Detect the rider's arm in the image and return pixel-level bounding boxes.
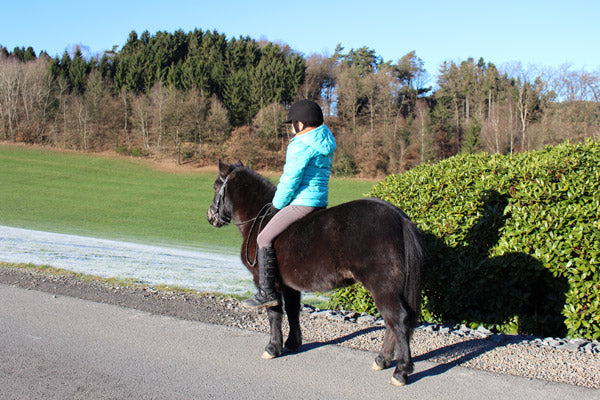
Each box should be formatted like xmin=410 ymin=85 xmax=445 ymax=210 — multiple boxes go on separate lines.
xmin=272 ymin=140 xmax=311 ymax=209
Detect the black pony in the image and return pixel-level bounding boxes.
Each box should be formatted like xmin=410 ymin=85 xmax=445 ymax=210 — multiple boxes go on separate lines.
xmin=207 ymin=160 xmax=423 ymax=386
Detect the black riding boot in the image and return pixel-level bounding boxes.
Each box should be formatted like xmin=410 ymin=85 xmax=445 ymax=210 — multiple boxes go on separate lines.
xmin=242 ymin=246 xmax=280 ymax=308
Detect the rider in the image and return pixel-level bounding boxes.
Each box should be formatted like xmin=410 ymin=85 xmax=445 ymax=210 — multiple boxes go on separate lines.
xmin=242 ymin=100 xmax=337 ymax=308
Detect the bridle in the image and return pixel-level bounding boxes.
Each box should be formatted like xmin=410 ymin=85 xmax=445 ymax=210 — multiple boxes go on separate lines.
xmin=210 ymin=174 xmax=233 ymax=226
xmin=210 ymin=172 xmax=275 ymax=267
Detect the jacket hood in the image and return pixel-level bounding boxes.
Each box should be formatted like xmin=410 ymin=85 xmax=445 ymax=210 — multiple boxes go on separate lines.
xmin=294 ymin=124 xmax=336 ymax=155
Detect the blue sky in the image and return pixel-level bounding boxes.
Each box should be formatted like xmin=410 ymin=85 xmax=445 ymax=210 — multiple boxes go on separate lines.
xmin=2 ymin=0 xmax=598 ymax=79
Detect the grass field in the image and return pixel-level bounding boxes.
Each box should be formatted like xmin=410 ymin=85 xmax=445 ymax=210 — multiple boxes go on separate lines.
xmin=0 ymin=144 xmax=376 ymax=252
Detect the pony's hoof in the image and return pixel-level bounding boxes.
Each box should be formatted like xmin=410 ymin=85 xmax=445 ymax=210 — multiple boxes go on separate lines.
xmin=391 ymin=376 xmax=406 ymax=387
xmin=262 ymin=351 xmax=276 ymax=360
xmin=372 ymin=361 xmax=384 ymax=371
xmin=372 ymin=355 xmax=389 ymax=370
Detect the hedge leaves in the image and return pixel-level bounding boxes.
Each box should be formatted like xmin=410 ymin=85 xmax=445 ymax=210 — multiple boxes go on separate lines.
xmin=329 ymin=140 xmax=600 ymax=339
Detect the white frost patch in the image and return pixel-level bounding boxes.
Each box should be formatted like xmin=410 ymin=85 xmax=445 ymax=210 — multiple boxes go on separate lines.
xmin=0 ymin=225 xmax=254 ymax=295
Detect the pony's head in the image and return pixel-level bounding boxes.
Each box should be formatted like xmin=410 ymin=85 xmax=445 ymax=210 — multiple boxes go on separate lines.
xmin=207 ymin=160 xmax=277 ymax=228
xmin=207 ymin=160 xmax=243 ymax=227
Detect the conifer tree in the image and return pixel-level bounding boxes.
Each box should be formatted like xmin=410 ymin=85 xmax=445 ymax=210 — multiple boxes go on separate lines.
xmin=69 ymin=48 xmax=89 ymax=94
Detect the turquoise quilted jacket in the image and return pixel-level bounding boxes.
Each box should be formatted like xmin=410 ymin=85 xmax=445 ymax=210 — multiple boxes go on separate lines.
xmin=272 ymin=125 xmax=336 ymax=209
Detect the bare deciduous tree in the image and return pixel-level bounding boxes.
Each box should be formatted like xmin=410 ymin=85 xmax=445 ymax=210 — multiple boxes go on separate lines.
xmin=252 ymin=102 xmax=286 ymax=152
xmin=132 ymin=93 xmax=151 ymax=152
xmin=0 ymin=57 xmax=21 ymax=141
xmin=149 ymin=82 xmax=167 ymax=152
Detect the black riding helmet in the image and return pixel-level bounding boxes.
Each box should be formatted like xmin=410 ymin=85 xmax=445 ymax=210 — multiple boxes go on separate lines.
xmin=283 ymin=100 xmax=324 ymax=127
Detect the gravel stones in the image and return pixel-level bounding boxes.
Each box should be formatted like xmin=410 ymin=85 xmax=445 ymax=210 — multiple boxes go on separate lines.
xmin=306 ymin=308 xmax=600 ymax=355
xmin=528 ymin=337 xmax=600 ymax=354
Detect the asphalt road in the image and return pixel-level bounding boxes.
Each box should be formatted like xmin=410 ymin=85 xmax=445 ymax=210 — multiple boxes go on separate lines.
xmin=0 ymin=284 xmax=597 ymax=399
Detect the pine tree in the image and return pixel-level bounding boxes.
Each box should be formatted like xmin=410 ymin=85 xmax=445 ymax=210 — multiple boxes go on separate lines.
xmin=223 ymin=69 xmax=250 ymax=126
xmin=69 ymin=48 xmax=89 ymax=94
xmin=461 ymin=118 xmax=481 ymax=153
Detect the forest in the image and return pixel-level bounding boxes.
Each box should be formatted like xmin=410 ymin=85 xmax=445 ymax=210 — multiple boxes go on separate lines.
xmin=1 ymin=29 xmax=599 ymax=176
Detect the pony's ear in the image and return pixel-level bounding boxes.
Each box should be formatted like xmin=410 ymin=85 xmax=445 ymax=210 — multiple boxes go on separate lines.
xmin=234 ymin=160 xmax=244 ymax=168
xmin=217 ymin=159 xmax=231 ymax=176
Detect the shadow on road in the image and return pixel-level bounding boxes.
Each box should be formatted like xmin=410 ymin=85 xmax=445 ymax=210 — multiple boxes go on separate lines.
xmin=410 ymin=337 xmax=507 ymax=383
xmin=291 ymin=326 xmax=383 ymax=354
xmin=290 ymin=324 xmax=509 ymax=383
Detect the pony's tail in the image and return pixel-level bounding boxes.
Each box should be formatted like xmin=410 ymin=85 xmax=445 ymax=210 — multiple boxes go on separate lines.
xmin=402 ymin=216 xmax=423 ymax=328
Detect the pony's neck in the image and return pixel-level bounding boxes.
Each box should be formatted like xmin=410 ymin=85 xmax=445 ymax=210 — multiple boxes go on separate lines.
xmin=230 ymin=168 xmax=275 ymax=233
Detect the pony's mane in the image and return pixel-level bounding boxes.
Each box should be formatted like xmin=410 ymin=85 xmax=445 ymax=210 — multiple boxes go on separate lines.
xmin=234 ymin=165 xmax=276 ymax=194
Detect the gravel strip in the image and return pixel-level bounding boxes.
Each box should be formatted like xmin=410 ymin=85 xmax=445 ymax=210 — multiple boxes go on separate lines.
xmin=1 ymin=266 xmax=598 ymax=389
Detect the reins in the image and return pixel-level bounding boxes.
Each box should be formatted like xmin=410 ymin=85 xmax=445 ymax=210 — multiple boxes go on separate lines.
xmin=243 ymin=202 xmax=274 ymax=268
xmin=231 ymin=203 xmax=272 ymax=227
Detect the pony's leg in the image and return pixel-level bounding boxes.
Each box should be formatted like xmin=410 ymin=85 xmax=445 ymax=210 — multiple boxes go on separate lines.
xmin=372 ymin=328 xmax=396 ymax=370
xmin=388 ymin=299 xmax=414 ymax=386
xmin=282 ymin=289 xmax=302 ymax=352
xmin=263 ymin=303 xmax=284 ymax=359
xmin=371 ymin=292 xmax=414 ymax=386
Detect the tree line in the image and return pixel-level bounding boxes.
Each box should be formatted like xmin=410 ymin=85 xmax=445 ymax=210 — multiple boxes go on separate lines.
xmin=1 ymin=29 xmax=599 ymax=176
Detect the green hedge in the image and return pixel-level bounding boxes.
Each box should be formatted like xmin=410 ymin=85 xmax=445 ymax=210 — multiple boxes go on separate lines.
xmin=329 ymin=140 xmax=600 ymax=339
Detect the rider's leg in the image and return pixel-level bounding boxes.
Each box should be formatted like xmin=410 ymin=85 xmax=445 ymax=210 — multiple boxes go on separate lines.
xmin=242 ymin=246 xmax=280 ymax=308
xmin=241 ymin=205 xmax=316 ymax=309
